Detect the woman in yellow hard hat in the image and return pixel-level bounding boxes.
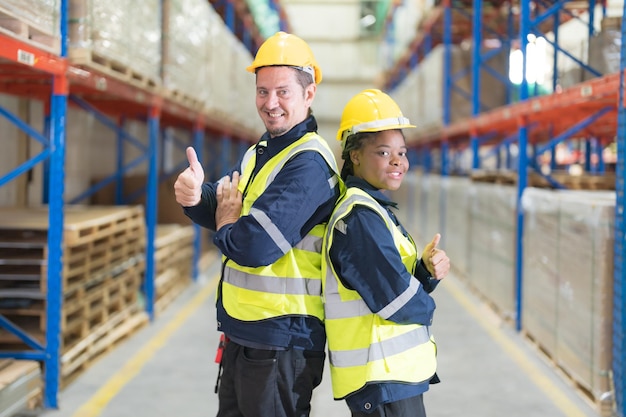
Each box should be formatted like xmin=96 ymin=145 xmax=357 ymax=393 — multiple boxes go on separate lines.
xmin=174 ymin=31 xmax=343 ymax=417
xmin=322 ymin=89 xmax=450 ymax=417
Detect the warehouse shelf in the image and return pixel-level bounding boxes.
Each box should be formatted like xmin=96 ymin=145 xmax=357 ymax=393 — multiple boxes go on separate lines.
xmin=384 ymin=1 xmax=624 ymax=416
xmin=210 ymin=0 xmax=290 ymax=52
xmin=0 ymin=0 xmax=274 ymax=410
xmin=0 ymin=12 xmax=69 ymax=410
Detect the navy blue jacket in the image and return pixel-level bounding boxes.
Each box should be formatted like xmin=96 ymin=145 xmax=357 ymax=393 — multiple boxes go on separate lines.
xmin=184 ymin=116 xmax=341 ymax=351
xmin=328 ymin=176 xmax=439 ymax=413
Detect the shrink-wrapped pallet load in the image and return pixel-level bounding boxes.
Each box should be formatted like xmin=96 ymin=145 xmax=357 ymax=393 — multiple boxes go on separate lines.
xmin=69 ymin=0 xmax=161 ymax=88
xmin=468 ymin=182 xmax=516 ymax=318
xmin=554 ymin=191 xmax=614 ymax=412
xmin=444 ymin=176 xmax=471 ymax=276
xmin=521 ymin=187 xmax=560 ymax=356
xmin=0 ymin=0 xmax=60 ymax=52
xmin=162 ymin=0 xmax=213 ymax=109
xmin=522 ymin=188 xmax=615 ymax=413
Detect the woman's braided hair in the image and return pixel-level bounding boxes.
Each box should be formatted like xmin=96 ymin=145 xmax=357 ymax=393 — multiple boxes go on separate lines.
xmin=340 ymin=132 xmax=376 ymax=180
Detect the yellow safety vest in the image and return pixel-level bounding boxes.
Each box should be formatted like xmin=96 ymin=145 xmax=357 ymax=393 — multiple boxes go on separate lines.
xmin=221 ymin=132 xmax=342 ymax=322
xmin=322 ymin=187 xmax=437 ymax=399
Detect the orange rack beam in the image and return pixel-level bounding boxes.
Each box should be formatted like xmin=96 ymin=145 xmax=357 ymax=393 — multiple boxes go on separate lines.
xmin=412 ymin=72 xmax=621 ymax=148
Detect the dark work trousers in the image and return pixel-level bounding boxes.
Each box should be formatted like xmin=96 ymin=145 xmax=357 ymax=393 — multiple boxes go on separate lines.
xmin=351 ymin=394 xmax=426 ymax=417
xmin=216 ymin=340 xmax=325 ymax=417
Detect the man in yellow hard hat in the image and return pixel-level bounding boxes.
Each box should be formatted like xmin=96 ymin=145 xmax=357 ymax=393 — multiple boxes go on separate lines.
xmin=174 ymin=32 xmax=343 ymax=417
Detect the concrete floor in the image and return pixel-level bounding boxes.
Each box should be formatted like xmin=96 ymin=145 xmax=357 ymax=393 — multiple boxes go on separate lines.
xmin=24 ymin=260 xmax=605 ymax=417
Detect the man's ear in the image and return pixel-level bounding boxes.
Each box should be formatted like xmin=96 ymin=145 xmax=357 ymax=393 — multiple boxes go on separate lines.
xmin=304 ymin=83 xmax=317 ymax=107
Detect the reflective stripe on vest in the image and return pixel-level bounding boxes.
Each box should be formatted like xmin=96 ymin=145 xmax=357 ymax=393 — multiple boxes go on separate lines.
xmin=221 ymin=132 xmax=342 ymax=322
xmin=322 ymin=188 xmax=436 ymax=399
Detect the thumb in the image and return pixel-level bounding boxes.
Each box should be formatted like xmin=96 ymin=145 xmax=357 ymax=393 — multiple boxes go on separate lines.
xmin=429 ymin=233 xmax=441 ymax=250
xmin=186 ymin=147 xmax=203 ymax=177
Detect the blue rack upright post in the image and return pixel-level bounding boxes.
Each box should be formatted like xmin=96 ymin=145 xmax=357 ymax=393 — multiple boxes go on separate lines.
xmin=613 ymin=3 xmax=626 ymax=416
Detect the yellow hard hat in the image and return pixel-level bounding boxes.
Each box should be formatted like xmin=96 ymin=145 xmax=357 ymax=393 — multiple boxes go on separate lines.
xmin=337 ymin=89 xmax=415 ymax=142
xmin=246 ymin=31 xmax=322 ymax=84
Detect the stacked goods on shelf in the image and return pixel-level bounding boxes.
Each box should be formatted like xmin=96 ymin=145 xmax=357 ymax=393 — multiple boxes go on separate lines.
xmin=522 ymin=188 xmax=615 ymax=415
xmin=0 ymin=205 xmax=148 ymax=385
xmin=230 ymin=37 xmax=263 ymax=133
xmin=585 ymin=16 xmax=621 ymax=81
xmin=521 ymin=187 xmax=560 ymax=356
xmin=0 ymin=359 xmax=41 ymax=417
xmin=387 ymin=172 xmax=617 ymax=414
xmin=557 ymin=192 xmax=614 ymax=414
xmin=467 ymin=182 xmax=516 ymax=319
xmin=68 ymin=0 xmax=161 ymax=89
xmin=162 ymin=0 xmax=214 ymax=110
xmin=154 ymin=224 xmax=194 ymax=314
xmin=442 ymin=175 xmax=471 ymax=276
xmin=391 ymin=172 xmax=472 ymax=278
xmin=557 ymin=15 xmax=620 ymax=88
xmin=161 ymin=0 xmax=260 ymax=133
xmin=390 ymin=43 xmax=509 ymax=138
xmin=0 ymin=0 xmax=60 ymax=53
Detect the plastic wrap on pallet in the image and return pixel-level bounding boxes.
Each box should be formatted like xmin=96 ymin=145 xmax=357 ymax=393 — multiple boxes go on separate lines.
xmin=162 ymin=0 xmax=213 ymax=107
xmin=522 ymin=188 xmax=615 ymax=411
xmin=468 ymin=181 xmax=516 ymax=318
xmin=443 ymin=176 xmax=471 ymax=276
xmin=69 ymin=0 xmax=161 ymax=82
xmin=555 ymin=190 xmax=614 ymax=408
xmin=0 ymin=0 xmax=59 ymax=34
xmin=586 ymin=26 xmax=621 ymax=79
xmin=233 ymin=39 xmax=262 ymax=133
xmin=521 ymin=187 xmax=561 ymax=357
xmin=0 ymin=0 xmax=60 ymax=52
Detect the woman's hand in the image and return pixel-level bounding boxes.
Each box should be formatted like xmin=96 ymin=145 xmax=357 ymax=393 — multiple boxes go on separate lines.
xmin=422 ymin=233 xmax=450 ymax=280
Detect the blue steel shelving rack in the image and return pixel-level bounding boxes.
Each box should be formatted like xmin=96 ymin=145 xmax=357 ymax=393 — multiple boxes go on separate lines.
xmin=615 ymin=7 xmax=626 ymax=415
xmin=384 ymin=1 xmax=625 ymax=416
xmin=0 ymin=0 xmax=281 ymax=409
xmin=0 ymin=0 xmax=70 ymax=409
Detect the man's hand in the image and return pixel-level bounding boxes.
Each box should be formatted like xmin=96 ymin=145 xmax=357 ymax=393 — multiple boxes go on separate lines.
xmin=174 ymin=147 xmax=205 ymax=207
xmin=216 ymin=172 xmax=243 ymax=230
xmin=422 ymin=233 xmax=450 ymax=280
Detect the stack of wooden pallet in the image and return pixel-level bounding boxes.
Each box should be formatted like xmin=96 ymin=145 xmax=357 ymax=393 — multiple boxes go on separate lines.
xmin=0 ymin=205 xmax=148 ymax=385
xmin=0 ymin=359 xmax=41 ymax=417
xmin=154 ymin=224 xmax=195 ymax=314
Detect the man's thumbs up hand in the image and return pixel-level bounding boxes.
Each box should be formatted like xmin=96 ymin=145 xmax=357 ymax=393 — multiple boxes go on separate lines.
xmin=174 ymin=147 xmax=205 ymax=207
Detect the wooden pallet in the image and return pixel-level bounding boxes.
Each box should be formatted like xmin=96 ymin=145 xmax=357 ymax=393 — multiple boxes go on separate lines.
xmin=154 ymin=225 xmax=194 ymax=314
xmin=522 ymin=328 xmax=615 ymax=416
xmin=162 ymin=87 xmax=206 ymax=111
xmin=60 ymin=304 xmax=148 ymax=387
xmin=69 ymin=48 xmax=161 ymax=92
xmin=0 ymin=5 xmax=60 ymax=53
xmin=470 ymin=169 xmax=616 ymax=190
xmin=0 ymin=359 xmax=42 ymax=416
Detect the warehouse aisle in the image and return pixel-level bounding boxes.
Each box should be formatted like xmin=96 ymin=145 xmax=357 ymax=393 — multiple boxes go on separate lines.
xmin=27 ymin=258 xmax=604 ymax=417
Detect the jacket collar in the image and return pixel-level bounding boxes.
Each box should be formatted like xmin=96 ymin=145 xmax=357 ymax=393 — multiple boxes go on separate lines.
xmin=345 ymin=176 xmax=399 ymax=210
xmin=258 ymin=116 xmax=318 ymax=157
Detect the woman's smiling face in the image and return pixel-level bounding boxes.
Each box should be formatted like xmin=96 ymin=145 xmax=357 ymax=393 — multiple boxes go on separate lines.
xmin=351 ymin=129 xmax=408 ymax=191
